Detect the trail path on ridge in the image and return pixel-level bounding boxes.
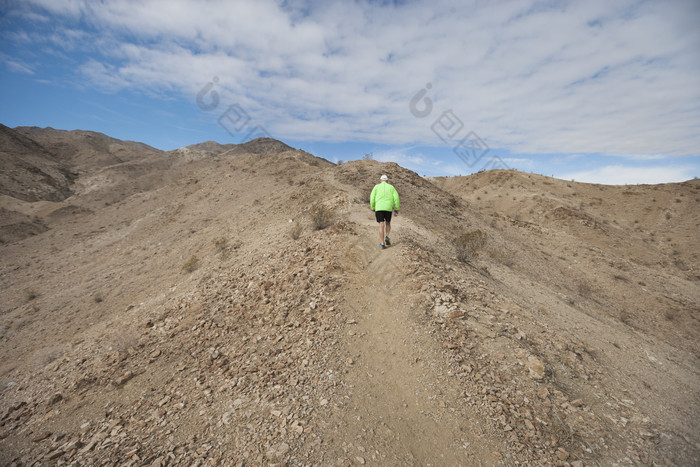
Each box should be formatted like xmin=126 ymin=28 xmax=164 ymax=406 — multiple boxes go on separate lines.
xmin=315 ymin=211 xmax=505 ymax=465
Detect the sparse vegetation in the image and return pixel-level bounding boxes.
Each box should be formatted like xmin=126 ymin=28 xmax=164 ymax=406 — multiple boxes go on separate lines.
xmin=619 ymin=310 xmax=631 ymax=325
xmin=25 ymin=288 xmax=38 ymax=302
xmin=308 ymin=203 xmax=334 ymax=230
xmin=577 ymin=280 xmax=593 ymax=298
xmin=182 ymin=255 xmax=199 ymax=273
xmin=488 ymin=248 xmax=514 ymax=267
xmin=33 ymin=345 xmax=64 ymax=368
xmin=106 ymin=327 xmax=140 ymax=354
xmin=455 ymin=229 xmax=487 ymax=263
xmin=289 ymin=221 xmax=304 ymax=240
xmin=213 ymin=236 xmax=229 ymax=258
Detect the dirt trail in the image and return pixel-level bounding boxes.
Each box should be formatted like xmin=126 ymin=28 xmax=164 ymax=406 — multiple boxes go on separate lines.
xmin=322 ymin=212 xmax=503 ymax=465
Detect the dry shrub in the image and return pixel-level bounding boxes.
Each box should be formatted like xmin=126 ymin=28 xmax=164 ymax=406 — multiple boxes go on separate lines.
xmin=488 ymin=248 xmax=514 ymax=267
xmin=25 ymin=289 xmax=38 ymax=302
xmin=619 ymin=310 xmax=631 ymax=324
xmin=107 ymin=327 xmax=140 ymax=354
xmin=31 ymin=345 xmax=64 ymax=369
xmin=577 ymin=281 xmax=593 ymax=297
xmin=183 ymin=255 xmax=199 ymax=273
xmin=213 ymin=236 xmax=228 ymax=252
xmin=289 ymin=221 xmax=304 ymax=240
xmin=308 ymin=203 xmax=334 ymax=230
xmin=213 ymin=236 xmax=235 ymax=259
xmin=455 ymin=229 xmax=487 ymax=263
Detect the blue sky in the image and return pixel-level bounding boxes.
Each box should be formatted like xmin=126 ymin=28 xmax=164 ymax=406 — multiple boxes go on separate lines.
xmin=1 ymin=0 xmax=699 ymax=184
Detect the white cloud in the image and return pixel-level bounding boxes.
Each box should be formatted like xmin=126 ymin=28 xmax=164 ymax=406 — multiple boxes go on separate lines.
xmin=372 ymin=147 xmax=471 ymax=177
xmin=551 ymin=154 xmax=585 ymax=164
xmin=2 ymin=56 xmax=35 ymax=75
xmin=559 ymin=164 xmax=696 ymax=185
xmin=9 ymin=0 xmax=700 ymax=159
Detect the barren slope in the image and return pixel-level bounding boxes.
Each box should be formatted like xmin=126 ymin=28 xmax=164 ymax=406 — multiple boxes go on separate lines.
xmin=1 ymin=136 xmax=698 ymax=465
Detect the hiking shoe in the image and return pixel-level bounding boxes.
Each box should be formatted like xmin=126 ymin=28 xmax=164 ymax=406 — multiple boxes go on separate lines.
xmin=379 ymin=243 xmax=386 ymax=249
xmin=385 ymin=236 xmax=391 ymax=246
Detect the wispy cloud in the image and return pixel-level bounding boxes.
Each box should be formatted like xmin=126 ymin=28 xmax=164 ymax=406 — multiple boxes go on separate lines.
xmin=372 ymin=146 xmax=473 ymax=177
xmin=3 ymin=58 xmax=35 ymax=75
xmin=3 ymin=0 xmax=700 ymax=164
xmin=560 ymin=164 xmax=696 ymax=185
xmin=551 ymin=154 xmax=585 ymax=164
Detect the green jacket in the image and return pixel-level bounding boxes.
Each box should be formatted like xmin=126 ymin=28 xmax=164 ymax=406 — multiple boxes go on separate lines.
xmin=370 ymin=182 xmax=400 ymax=212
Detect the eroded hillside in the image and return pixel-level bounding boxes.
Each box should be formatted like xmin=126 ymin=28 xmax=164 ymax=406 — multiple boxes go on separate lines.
xmin=1 ymin=128 xmax=698 ymax=465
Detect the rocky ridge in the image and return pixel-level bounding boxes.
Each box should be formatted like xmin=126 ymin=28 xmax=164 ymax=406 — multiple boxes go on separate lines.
xmin=0 ymin=127 xmax=698 ymax=465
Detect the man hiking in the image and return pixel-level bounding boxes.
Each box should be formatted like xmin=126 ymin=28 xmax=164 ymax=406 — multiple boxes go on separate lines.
xmin=370 ymin=174 xmax=400 ymax=249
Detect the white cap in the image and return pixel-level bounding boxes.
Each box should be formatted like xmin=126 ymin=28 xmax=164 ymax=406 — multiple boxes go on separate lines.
xmin=380 ymin=174 xmax=388 ymax=181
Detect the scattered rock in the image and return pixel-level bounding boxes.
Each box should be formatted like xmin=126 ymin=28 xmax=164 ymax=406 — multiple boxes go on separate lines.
xmin=527 ymin=356 xmax=545 ymax=380
xmin=556 ymin=447 xmax=569 ymax=460
xmin=266 ymin=442 xmax=290 ymax=460
xmin=32 ymin=431 xmax=52 ymax=442
xmin=114 ymin=371 xmax=134 ymax=386
xmin=47 ymin=392 xmax=63 ymax=406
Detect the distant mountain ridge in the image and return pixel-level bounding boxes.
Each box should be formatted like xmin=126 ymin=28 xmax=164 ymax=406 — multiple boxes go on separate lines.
xmin=0 ymin=125 xmax=302 ymax=204
xmin=0 ymin=124 xmax=75 ymax=202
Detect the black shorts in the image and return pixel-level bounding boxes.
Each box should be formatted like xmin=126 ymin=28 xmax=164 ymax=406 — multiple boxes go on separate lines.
xmin=375 ymin=210 xmax=392 ymax=223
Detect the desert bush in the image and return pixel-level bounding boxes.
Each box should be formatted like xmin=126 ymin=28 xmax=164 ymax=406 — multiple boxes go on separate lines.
xmin=182 ymin=255 xmax=199 ymax=273
xmin=619 ymin=310 xmax=631 ymax=324
xmin=455 ymin=229 xmax=487 ymax=263
xmin=25 ymin=289 xmax=38 ymax=302
xmin=289 ymin=221 xmax=304 ymax=240
xmin=106 ymin=327 xmax=140 ymax=354
xmin=488 ymin=248 xmax=514 ymax=267
xmin=577 ymin=281 xmax=593 ymax=297
xmin=308 ymin=203 xmax=334 ymax=230
xmin=32 ymin=345 xmax=64 ymax=369
xmin=213 ymin=236 xmax=228 ymax=252
xmin=213 ymin=236 xmax=234 ymax=259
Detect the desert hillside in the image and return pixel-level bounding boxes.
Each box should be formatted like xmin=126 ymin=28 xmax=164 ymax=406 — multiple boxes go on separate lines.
xmin=0 ymin=126 xmax=698 ymax=465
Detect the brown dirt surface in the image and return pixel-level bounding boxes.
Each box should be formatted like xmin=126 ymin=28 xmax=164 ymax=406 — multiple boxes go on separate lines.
xmin=0 ymin=126 xmax=698 ymax=465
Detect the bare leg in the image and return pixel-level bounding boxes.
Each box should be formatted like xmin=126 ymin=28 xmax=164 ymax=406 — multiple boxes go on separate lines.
xmin=379 ymin=221 xmax=385 ymax=244
xmin=386 ymin=221 xmax=391 ymax=237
